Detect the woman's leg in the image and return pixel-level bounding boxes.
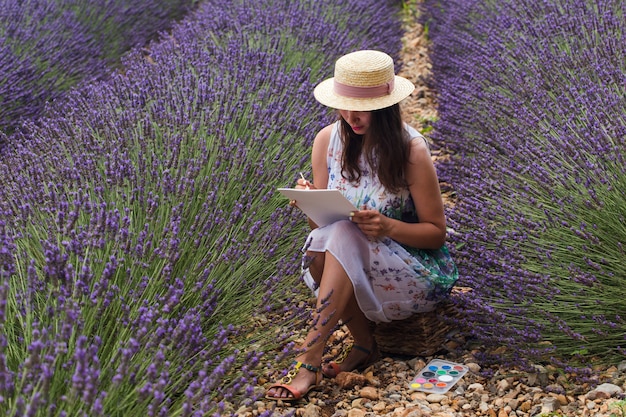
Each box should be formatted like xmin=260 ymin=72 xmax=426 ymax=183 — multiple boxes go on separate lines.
xmin=307 ymin=252 xmax=377 ymax=375
xmin=267 ymin=250 xmax=371 ymax=399
xmin=308 ymin=250 xmax=378 ymax=375
xmin=308 ymin=250 xmax=374 ymax=347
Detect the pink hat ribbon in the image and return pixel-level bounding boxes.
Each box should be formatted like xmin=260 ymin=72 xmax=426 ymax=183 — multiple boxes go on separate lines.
xmin=333 ymin=79 xmax=395 ymax=98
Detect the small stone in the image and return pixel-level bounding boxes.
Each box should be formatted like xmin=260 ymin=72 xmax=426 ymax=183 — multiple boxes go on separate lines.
xmin=452 ymin=397 xmax=466 ymax=409
xmin=336 ymin=401 xmax=349 ymax=409
xmin=388 ymin=383 xmax=403 ymax=392
xmin=600 ymin=403 xmax=610 ymax=414
xmin=410 ymin=391 xmax=428 ymax=401
xmin=497 ymin=409 xmax=508 ymax=417
xmin=364 ymin=371 xmax=379 ymax=386
xmin=503 ymin=386 xmax=521 ymax=399
xmin=496 ymin=378 xmax=511 ymax=392
xmin=401 ymin=407 xmax=424 ymax=417
xmin=372 ymin=401 xmax=386 ymax=412
xmin=347 ymin=409 xmax=366 ymax=417
xmin=587 ymin=383 xmax=623 ymax=400
xmin=467 ymin=383 xmax=485 ymax=392
xmin=507 ymin=398 xmax=519 ymax=410
xmin=351 ymin=398 xmax=365 ymax=409
xmin=336 ymin=372 xmax=367 ymax=389
xmin=555 ymin=394 xmax=568 ymax=406
xmin=301 ymin=403 xmax=323 ymax=417
xmin=519 ymin=400 xmax=532 ymax=412
xmin=236 ymin=405 xmax=251 ymax=416
xmin=425 ymin=393 xmax=447 ymax=403
xmin=359 ymin=386 xmax=378 ymax=400
xmin=540 ymin=397 xmax=560 ymax=414
xmin=453 ymin=386 xmax=465 ymax=395
xmin=466 ymin=362 xmax=481 ymax=373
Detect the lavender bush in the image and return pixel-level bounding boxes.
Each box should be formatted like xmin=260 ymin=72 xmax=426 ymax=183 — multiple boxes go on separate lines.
xmin=0 ymin=0 xmax=404 ymax=414
xmin=0 ymin=0 xmax=194 ymax=135
xmin=422 ymin=0 xmax=626 ymax=368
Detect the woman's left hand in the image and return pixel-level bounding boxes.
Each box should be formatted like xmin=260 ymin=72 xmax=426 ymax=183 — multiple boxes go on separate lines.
xmin=350 ymin=209 xmax=390 ymax=238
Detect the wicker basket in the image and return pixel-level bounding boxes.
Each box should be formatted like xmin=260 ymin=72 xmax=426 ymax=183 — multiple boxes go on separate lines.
xmin=373 ymin=286 xmax=471 ymax=356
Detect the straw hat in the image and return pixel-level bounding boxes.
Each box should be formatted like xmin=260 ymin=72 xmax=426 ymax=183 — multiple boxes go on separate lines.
xmin=313 ymin=50 xmax=415 ymax=111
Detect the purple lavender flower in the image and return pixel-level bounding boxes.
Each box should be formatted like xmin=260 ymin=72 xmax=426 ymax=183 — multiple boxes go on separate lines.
xmin=0 ymin=0 xmax=407 ymax=414
xmin=421 ymin=0 xmax=626 ymax=370
xmin=0 ymin=0 xmax=194 ymax=135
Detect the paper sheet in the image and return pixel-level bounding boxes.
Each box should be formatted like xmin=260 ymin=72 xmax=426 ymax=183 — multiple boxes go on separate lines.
xmin=277 ymin=188 xmax=357 ymax=227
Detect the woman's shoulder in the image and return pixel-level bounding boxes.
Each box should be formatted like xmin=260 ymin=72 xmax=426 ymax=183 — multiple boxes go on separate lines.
xmin=312 ymin=122 xmax=336 ymax=157
xmin=403 ymin=123 xmax=426 ymax=142
xmin=319 ymin=122 xmax=336 ymax=137
xmin=314 ymin=122 xmax=337 ymax=146
xmin=404 ymin=123 xmax=431 ymax=156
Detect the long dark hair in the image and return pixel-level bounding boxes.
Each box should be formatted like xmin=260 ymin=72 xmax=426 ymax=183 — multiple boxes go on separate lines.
xmin=338 ymin=104 xmax=410 ymax=193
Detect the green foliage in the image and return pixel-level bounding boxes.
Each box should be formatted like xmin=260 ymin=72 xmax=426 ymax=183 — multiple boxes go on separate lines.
xmin=423 ymin=0 xmax=626 ymax=366
xmin=0 ymin=0 xmax=406 ymax=413
xmin=610 ymin=400 xmax=626 ymax=417
xmin=401 ymin=0 xmax=420 ymax=20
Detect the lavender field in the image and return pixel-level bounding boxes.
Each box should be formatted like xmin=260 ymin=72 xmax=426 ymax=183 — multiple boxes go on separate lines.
xmin=2 ymin=0 xmax=624 ymax=414
xmin=0 ymin=0 xmax=404 ymax=415
xmin=0 ymin=0 xmax=194 ymax=135
xmin=423 ymin=0 xmax=626 ymax=370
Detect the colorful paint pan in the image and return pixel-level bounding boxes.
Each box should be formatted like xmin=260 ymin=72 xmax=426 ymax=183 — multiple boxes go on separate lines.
xmin=408 ymin=359 xmax=469 ymax=394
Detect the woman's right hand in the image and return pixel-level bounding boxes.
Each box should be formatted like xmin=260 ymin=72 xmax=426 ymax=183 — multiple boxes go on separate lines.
xmin=295 ymin=178 xmax=313 ymax=190
xmin=289 ymin=178 xmax=314 ymax=207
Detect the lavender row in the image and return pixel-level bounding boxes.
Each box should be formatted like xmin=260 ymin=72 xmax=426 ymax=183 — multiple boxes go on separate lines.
xmin=0 ymin=0 xmax=194 ymax=136
xmin=422 ymin=0 xmax=626 ymax=369
xmin=0 ymin=0 xmax=403 ymax=414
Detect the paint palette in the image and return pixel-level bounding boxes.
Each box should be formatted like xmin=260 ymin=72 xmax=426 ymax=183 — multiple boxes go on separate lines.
xmin=409 ymin=359 xmax=469 ymax=394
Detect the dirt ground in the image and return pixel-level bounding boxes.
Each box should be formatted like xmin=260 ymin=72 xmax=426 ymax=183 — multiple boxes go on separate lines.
xmin=397 ymin=7 xmax=438 ymax=136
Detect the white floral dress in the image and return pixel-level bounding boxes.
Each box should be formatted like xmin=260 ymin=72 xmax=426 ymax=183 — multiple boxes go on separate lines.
xmin=302 ymin=122 xmax=458 ymax=323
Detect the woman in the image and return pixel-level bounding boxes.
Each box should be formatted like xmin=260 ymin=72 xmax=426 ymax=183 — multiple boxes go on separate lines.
xmin=266 ymin=50 xmax=458 ymax=402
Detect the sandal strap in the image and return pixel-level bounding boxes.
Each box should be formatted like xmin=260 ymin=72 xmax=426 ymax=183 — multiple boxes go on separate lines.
xmin=293 ymin=360 xmax=320 ymax=373
xmin=280 ymin=360 xmax=320 ymax=384
xmin=352 ymin=344 xmax=372 ymax=355
xmin=335 ymin=343 xmax=370 ymax=364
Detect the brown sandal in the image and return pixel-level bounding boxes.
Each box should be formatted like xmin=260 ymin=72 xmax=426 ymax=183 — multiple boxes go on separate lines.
xmin=322 ymin=341 xmax=381 ymax=378
xmin=265 ymin=361 xmax=322 ymax=403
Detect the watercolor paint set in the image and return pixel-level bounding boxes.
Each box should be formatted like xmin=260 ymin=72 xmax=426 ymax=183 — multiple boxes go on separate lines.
xmin=409 ymin=359 xmax=469 ymax=394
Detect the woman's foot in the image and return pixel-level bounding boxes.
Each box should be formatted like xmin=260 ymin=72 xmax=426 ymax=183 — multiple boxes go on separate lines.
xmin=265 ymin=361 xmax=322 ymax=402
xmin=322 ymin=341 xmax=381 ymax=378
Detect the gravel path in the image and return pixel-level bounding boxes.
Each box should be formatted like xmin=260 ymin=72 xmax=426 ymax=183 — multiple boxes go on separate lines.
xmin=246 ymin=333 xmax=625 ymax=417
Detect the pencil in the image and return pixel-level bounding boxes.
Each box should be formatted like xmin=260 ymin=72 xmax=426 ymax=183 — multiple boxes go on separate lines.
xmin=299 ymin=172 xmax=310 ymax=190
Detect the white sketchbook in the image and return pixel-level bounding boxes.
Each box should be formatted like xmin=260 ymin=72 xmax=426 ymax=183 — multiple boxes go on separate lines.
xmin=277 ymin=188 xmax=358 ymax=227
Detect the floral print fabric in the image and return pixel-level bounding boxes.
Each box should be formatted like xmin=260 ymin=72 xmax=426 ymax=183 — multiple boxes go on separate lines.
xmin=302 ymin=122 xmax=458 ymax=323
